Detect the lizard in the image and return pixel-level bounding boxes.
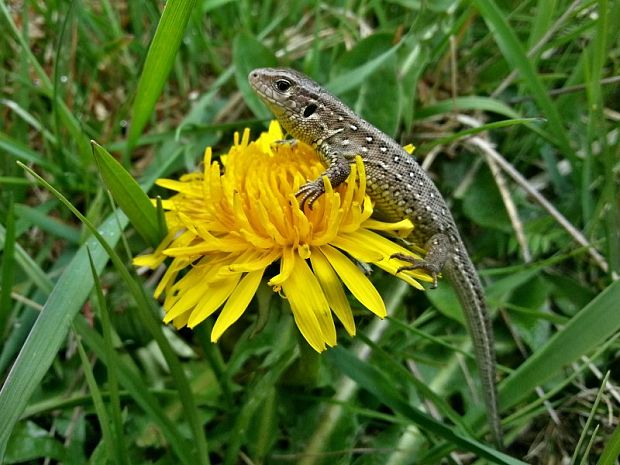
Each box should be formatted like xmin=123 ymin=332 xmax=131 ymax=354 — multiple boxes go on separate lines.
xmin=249 ymin=67 xmax=503 ymax=448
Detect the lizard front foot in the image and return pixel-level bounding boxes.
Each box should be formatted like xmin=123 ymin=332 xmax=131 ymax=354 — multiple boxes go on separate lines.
xmin=296 ymin=179 xmax=325 ymax=209
xmin=272 ymin=138 xmax=298 ymax=148
xmin=391 ymin=253 xmax=441 ymax=289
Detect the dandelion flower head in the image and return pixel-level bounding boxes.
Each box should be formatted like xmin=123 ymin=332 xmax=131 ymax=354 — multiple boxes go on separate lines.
xmin=134 ymin=121 xmax=433 ymax=352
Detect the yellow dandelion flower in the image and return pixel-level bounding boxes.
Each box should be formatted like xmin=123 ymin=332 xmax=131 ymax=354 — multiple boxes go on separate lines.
xmin=134 ymin=121 xmax=433 ymax=352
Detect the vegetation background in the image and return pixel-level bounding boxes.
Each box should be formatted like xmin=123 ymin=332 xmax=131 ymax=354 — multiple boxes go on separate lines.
xmin=1 ymin=0 xmax=619 ymax=464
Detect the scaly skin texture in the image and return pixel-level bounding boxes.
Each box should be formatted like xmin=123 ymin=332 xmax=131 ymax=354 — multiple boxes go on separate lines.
xmin=249 ymin=67 xmax=502 ymax=447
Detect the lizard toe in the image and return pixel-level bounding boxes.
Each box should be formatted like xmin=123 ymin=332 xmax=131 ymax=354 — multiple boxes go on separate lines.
xmin=295 ymin=180 xmax=325 ymax=209
xmin=393 ymin=257 xmax=440 ymax=289
xmin=273 ymin=138 xmax=298 ymax=148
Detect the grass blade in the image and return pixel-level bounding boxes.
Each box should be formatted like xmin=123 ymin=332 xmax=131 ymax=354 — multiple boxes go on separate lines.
xmin=0 ymin=132 xmax=56 ymax=172
xmin=473 ymin=0 xmax=575 ymax=160
xmin=75 ymin=336 xmax=116 ymax=464
xmin=420 ymin=118 xmax=542 ymax=153
xmin=74 ymin=317 xmax=194 ymax=465
xmin=0 ymin=2 xmax=92 ymax=166
xmin=16 ymin=163 xmax=211 ymax=465
xmin=92 ymin=141 xmax=164 ymax=247
xmin=86 ymin=250 xmax=128 ymax=465
xmin=14 ymin=204 xmax=81 ymax=244
xmin=0 ymin=211 xmax=129 ymax=460
xmin=0 ymin=225 xmax=53 ymax=296
xmin=569 ymin=371 xmax=609 ymax=465
xmin=596 ymin=419 xmax=620 ymax=465
xmin=126 ymin=0 xmax=198 ymax=155
xmin=415 ymin=96 xmax=522 ymax=120
xmin=328 ymin=347 xmax=527 ymax=464
xmin=0 ymin=196 xmax=15 ymax=338
xmin=500 ymin=280 xmax=620 ymax=410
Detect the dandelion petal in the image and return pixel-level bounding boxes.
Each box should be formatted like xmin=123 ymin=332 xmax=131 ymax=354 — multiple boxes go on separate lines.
xmin=282 ymin=253 xmax=335 ymax=351
xmin=310 ymin=249 xmax=355 ymax=336
xmin=187 ymin=275 xmax=241 ymax=328
xmin=320 ymin=244 xmax=387 ymax=318
xmin=268 ymin=247 xmax=295 ymax=287
xmin=211 ymin=269 xmax=264 ymax=342
xmin=330 ymin=234 xmax=383 ymax=262
xmin=164 ymin=277 xmax=209 ymax=323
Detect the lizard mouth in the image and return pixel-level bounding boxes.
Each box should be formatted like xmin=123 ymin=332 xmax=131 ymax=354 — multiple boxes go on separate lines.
xmin=248 ymin=68 xmax=279 ymax=107
xmin=248 ymin=68 xmax=267 ymax=94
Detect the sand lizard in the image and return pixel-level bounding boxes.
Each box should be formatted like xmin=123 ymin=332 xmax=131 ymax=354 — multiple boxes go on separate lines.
xmin=249 ymin=67 xmax=503 ymax=447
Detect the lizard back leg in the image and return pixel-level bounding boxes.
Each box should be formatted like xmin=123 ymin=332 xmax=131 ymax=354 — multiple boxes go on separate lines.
xmin=392 ymin=233 xmax=451 ymax=288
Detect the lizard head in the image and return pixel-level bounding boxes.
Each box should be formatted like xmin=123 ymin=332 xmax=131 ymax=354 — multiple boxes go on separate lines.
xmin=249 ymin=67 xmax=324 ymax=141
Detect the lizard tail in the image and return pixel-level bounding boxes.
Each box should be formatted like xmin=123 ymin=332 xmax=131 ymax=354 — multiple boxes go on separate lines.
xmin=444 ymin=246 xmax=503 ymax=449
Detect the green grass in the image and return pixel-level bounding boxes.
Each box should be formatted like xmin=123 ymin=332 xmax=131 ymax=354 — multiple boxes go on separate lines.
xmin=1 ymin=1 xmax=619 ymax=464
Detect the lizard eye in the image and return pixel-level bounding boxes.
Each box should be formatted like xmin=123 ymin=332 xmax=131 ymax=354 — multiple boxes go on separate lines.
xmin=275 ymin=79 xmax=291 ymax=92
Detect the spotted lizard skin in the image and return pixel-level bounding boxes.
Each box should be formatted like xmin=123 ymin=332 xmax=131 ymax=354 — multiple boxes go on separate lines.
xmin=249 ymin=67 xmax=502 ymax=447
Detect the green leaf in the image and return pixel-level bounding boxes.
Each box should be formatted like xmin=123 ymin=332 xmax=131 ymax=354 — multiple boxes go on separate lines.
xmin=5 ymin=423 xmax=68 ymax=463
xmin=92 ymin=141 xmax=163 ymax=247
xmin=126 ymin=0 xmax=198 ymax=153
xmin=327 ymin=40 xmax=402 ymax=96
xmin=327 ymin=347 xmax=527 ymax=465
xmin=426 ymin=280 xmax=463 ymax=323
xmin=508 ymin=276 xmax=552 ymax=351
xmin=332 ymin=34 xmax=401 ymax=136
xmin=233 ymin=32 xmax=278 ymax=120
xmin=462 ymin=169 xmax=511 ymax=231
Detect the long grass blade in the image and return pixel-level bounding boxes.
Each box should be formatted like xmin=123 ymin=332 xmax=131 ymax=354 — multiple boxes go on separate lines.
xmin=473 ymin=0 xmax=575 ymax=161
xmin=75 ymin=336 xmax=116 ymax=464
xmin=0 ymin=196 xmax=15 ymax=338
xmin=74 ymin=317 xmax=194 ymax=465
xmin=596 ymin=419 xmax=620 ymax=465
xmin=500 ymin=281 xmax=620 ymax=410
xmin=86 ymin=251 xmax=128 ymax=465
xmin=126 ymin=0 xmax=198 ymax=155
xmin=0 ymin=211 xmax=129 ymax=460
xmin=328 ymin=347 xmax=527 ymax=464
xmin=16 ymin=163 xmax=211 ymax=465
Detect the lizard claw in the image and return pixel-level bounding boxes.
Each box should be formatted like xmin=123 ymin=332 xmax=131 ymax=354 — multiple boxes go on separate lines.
xmin=296 ymin=180 xmax=325 ymax=209
xmin=391 ymin=252 xmax=440 ymax=289
xmin=272 ymin=138 xmax=298 ymax=149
